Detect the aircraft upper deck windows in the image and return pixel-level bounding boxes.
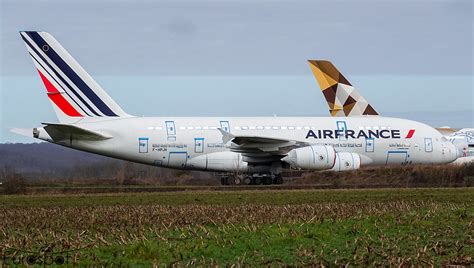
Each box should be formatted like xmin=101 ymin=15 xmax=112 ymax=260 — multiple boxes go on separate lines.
xmin=272 ymin=126 xmax=280 ymax=130
xmin=147 ymin=126 xmax=163 ymax=130
xmin=242 ymin=126 xmax=249 ymax=130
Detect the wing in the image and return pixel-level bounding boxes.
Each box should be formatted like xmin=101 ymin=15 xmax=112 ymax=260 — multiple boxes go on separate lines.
xmin=218 ymin=128 xmax=309 ymax=164
xmin=42 ymin=122 xmax=112 ymax=141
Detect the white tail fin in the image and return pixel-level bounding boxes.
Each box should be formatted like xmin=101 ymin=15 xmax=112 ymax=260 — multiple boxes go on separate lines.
xmin=20 ymin=31 xmax=131 ymax=123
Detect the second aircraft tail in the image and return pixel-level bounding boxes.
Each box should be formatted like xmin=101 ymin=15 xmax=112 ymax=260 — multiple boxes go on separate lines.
xmin=308 ymin=60 xmax=378 ymax=117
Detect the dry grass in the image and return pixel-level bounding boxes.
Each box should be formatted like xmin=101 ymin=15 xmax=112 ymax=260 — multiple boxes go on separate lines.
xmin=0 ymin=188 xmax=472 ymax=266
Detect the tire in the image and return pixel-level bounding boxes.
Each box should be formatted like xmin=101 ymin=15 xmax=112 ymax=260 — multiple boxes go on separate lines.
xmin=244 ymin=176 xmax=252 ymax=185
xmin=274 ymin=175 xmax=284 ymax=185
xmin=263 ymin=176 xmax=273 ymax=185
xmin=234 ymin=177 xmax=242 ymax=185
xmin=253 ymin=177 xmax=262 ymax=185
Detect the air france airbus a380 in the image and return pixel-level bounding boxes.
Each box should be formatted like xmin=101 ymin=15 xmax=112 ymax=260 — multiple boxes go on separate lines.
xmin=14 ymin=31 xmax=459 ymax=185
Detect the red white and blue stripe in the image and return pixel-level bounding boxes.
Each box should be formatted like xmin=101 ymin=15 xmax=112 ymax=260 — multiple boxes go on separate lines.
xmin=20 ymin=31 xmax=128 ymax=119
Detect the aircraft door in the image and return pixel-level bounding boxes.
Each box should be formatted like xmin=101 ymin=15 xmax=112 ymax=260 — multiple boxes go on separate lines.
xmin=336 ymin=121 xmax=347 ymax=141
xmin=195 ymin=138 xmax=204 ymax=153
xmin=220 ymin=121 xmax=230 ymax=132
xmin=165 ymin=121 xmax=176 ymax=141
xmin=138 ymin=138 xmax=149 ymax=153
xmin=365 ymin=138 xmax=374 ymax=152
xmin=424 ymin=138 xmax=433 ymax=152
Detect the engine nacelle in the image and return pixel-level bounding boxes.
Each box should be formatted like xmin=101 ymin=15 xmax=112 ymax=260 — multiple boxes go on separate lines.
xmin=331 ymin=152 xmax=361 ymax=171
xmin=281 ymin=145 xmax=336 ymax=170
xmin=187 ymin=151 xmax=248 ymax=172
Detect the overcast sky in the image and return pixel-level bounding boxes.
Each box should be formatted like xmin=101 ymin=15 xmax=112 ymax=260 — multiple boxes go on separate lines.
xmin=0 ymin=0 xmax=473 ymax=142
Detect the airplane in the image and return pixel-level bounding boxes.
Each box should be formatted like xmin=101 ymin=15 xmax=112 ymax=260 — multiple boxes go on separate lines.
xmin=13 ymin=31 xmax=459 ymax=185
xmin=308 ymin=60 xmax=474 ymax=159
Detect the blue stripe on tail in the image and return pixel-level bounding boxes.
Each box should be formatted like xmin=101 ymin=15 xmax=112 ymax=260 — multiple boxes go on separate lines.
xmin=21 ymin=34 xmax=99 ymax=116
xmin=25 ymin=31 xmax=118 ymax=117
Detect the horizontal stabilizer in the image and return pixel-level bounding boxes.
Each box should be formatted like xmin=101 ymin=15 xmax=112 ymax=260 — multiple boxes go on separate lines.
xmin=10 ymin=128 xmax=35 ymax=139
xmin=42 ymin=123 xmax=112 ymax=141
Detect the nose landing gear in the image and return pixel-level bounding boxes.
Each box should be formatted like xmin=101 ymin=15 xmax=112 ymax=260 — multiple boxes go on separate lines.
xmin=220 ymin=174 xmax=284 ymax=185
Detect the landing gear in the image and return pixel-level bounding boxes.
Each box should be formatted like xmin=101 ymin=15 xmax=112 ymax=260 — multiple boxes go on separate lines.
xmin=262 ymin=174 xmax=273 ymax=185
xmin=243 ymin=176 xmax=253 ymax=185
xmin=233 ymin=177 xmax=242 ymax=185
xmin=221 ymin=176 xmax=229 ymax=185
xmin=253 ymin=176 xmax=262 ymax=185
xmin=274 ymin=175 xmax=284 ymax=185
xmin=219 ymin=174 xmax=284 ymax=185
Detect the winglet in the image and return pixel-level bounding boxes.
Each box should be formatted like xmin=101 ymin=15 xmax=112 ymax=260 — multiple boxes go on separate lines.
xmin=217 ymin=128 xmax=235 ymax=144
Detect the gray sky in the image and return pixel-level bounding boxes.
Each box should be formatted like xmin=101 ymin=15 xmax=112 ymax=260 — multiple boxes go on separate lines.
xmin=0 ymin=0 xmax=473 ymax=142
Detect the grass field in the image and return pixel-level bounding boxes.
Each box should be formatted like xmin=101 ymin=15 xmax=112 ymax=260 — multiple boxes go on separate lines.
xmin=1 ymin=188 xmax=473 ymax=266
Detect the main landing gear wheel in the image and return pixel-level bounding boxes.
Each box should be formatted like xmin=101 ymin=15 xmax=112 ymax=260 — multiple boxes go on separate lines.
xmin=252 ymin=176 xmax=262 ymax=185
xmin=244 ymin=176 xmax=253 ymax=185
xmin=262 ymin=175 xmax=273 ymax=185
xmin=233 ymin=177 xmax=242 ymax=185
xmin=274 ymin=175 xmax=284 ymax=185
xmin=220 ymin=174 xmax=284 ymax=186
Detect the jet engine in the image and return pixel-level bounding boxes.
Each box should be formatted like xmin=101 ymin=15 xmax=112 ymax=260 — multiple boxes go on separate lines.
xmin=330 ymin=152 xmax=361 ymax=171
xmin=281 ymin=145 xmax=336 ymax=170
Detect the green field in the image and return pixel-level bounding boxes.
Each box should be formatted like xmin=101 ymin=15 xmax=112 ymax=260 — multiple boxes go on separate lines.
xmin=1 ymin=188 xmax=473 ymax=266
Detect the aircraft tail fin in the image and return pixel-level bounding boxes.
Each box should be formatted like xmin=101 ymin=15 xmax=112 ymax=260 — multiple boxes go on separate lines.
xmin=308 ymin=60 xmax=378 ymax=117
xmin=19 ymin=31 xmax=131 ymax=124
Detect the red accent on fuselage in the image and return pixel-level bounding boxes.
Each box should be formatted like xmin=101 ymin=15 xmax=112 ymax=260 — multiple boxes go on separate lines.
xmin=405 ymin=129 xmax=415 ymax=139
xmin=37 ymin=69 xmax=83 ymax=117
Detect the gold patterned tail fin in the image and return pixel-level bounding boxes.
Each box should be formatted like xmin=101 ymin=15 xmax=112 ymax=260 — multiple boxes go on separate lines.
xmin=308 ymin=60 xmax=378 ymax=117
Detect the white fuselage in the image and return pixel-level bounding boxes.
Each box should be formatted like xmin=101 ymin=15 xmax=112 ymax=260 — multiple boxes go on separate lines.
xmin=37 ymin=116 xmax=458 ymax=173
